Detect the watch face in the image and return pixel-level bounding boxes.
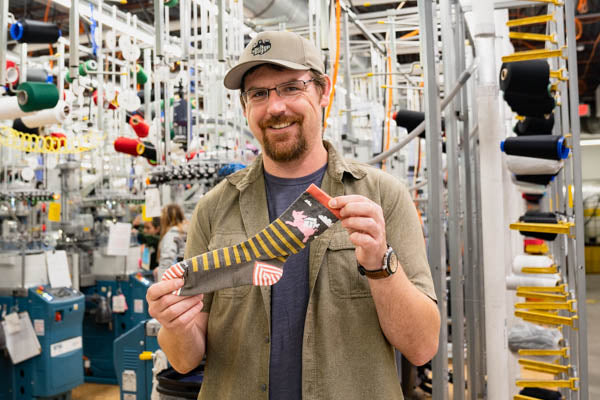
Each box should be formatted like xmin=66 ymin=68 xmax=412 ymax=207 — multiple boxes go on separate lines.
xmin=388 ymin=251 xmax=398 ymax=274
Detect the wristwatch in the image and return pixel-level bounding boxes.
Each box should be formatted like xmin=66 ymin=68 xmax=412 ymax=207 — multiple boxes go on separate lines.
xmin=357 ymin=245 xmax=398 ymax=279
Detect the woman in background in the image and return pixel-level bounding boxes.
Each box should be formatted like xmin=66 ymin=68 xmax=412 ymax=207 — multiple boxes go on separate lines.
xmin=156 ymin=204 xmax=188 ymax=280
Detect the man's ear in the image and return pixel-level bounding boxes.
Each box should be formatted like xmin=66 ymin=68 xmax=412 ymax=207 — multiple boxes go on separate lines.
xmin=319 ymin=75 xmax=332 ymax=108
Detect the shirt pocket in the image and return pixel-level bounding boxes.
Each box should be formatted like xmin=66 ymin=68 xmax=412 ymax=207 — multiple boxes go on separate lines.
xmin=208 ymin=232 xmax=252 ymax=299
xmin=326 ymin=231 xmax=372 ymax=298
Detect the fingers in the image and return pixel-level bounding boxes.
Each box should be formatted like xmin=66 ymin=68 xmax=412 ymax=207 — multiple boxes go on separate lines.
xmin=329 ymin=195 xmax=384 ymax=222
xmin=146 ymin=279 xmax=184 ymax=302
xmin=158 ymin=294 xmax=205 ymax=330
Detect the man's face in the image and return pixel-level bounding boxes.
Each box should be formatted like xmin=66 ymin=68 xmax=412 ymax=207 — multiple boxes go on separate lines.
xmin=242 ymin=66 xmax=330 ymax=163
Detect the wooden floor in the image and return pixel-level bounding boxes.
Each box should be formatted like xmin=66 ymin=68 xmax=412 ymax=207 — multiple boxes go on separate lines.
xmin=71 ymin=383 xmax=120 ymax=400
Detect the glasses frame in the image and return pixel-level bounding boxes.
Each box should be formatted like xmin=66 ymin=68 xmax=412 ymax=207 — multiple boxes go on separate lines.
xmin=241 ymin=78 xmax=316 ymax=105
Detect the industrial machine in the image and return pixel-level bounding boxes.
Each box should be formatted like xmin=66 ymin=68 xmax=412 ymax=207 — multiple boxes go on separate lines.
xmin=114 ymin=318 xmax=161 ymax=400
xmin=0 ymin=282 xmax=84 ymax=400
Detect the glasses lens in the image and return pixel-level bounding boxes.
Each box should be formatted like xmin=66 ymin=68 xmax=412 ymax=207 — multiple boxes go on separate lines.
xmin=278 ymin=81 xmax=305 ymax=97
xmin=245 ymin=89 xmax=268 ymax=104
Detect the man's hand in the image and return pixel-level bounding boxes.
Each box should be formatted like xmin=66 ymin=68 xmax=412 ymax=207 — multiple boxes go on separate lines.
xmin=329 ymin=195 xmax=387 ymax=271
xmin=146 ymin=279 xmax=205 ymax=331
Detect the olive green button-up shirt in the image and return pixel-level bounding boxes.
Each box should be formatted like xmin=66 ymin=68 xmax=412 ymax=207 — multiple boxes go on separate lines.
xmin=184 ymin=141 xmax=436 ymax=400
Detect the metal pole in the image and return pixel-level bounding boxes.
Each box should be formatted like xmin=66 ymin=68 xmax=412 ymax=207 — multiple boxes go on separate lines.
xmin=565 ymin=1 xmax=589 ymax=398
xmin=342 ymin=11 xmax=355 ymax=142
xmin=96 ymin=0 xmax=104 ymax=132
xmin=0 ymin=0 xmax=8 ymax=87
xmin=441 ymin=1 xmax=464 ymax=398
xmin=217 ymin=0 xmax=225 ymax=62
xmin=69 ymin=0 xmax=79 ymax=79
xmin=472 ymin=1 xmax=509 ymax=397
xmin=417 ymin=1 xmax=448 ymax=399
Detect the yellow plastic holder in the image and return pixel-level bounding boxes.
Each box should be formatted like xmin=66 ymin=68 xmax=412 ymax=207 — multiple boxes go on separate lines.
xmin=509 ymin=31 xmax=557 ymax=44
xmin=519 ymin=358 xmax=571 ymax=375
xmin=514 ymin=300 xmax=576 ymax=312
xmin=139 ymin=351 xmax=153 ymax=361
xmin=516 ymin=284 xmax=566 ymax=293
xmin=523 ymin=0 xmax=563 ymax=5
xmin=516 ymin=290 xmax=567 ymax=302
xmin=514 ymin=395 xmax=545 ymax=400
xmin=506 ymin=14 xmax=555 ymax=27
xmin=550 ymin=68 xmax=568 ymax=81
xmin=509 ymin=221 xmax=575 ymax=236
xmin=515 ymin=310 xmax=578 ymax=328
xmin=515 ymin=377 xmax=578 ymax=391
xmin=518 ymin=347 xmax=569 ymax=358
xmin=521 ymin=265 xmax=558 ymax=274
xmin=502 ymin=47 xmax=566 ymax=63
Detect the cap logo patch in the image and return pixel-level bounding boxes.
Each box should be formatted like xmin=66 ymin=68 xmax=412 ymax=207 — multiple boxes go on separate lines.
xmin=251 ymin=39 xmax=271 ymax=56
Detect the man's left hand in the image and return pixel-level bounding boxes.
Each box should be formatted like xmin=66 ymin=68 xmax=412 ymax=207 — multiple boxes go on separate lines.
xmin=329 ymin=195 xmax=387 ymax=271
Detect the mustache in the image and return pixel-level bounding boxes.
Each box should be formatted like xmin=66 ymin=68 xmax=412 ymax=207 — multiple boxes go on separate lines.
xmin=258 ymin=115 xmax=303 ymax=129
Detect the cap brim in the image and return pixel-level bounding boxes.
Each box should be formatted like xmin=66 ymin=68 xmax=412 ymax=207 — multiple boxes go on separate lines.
xmin=223 ymin=59 xmax=311 ymax=90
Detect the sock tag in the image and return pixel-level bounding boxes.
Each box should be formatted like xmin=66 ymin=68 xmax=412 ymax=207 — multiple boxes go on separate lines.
xmin=253 ymin=261 xmax=283 ymax=286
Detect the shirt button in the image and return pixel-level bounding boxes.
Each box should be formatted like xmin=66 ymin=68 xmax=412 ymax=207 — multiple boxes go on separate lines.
xmin=261 ymin=383 xmax=267 ymax=392
xmin=264 ymin=336 xmax=270 ymax=344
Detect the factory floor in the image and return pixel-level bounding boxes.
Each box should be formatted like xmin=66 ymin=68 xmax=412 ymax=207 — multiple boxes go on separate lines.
xmin=70 ymin=274 xmax=600 ymax=399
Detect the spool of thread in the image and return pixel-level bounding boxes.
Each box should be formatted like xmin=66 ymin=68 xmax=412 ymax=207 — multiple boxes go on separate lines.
xmin=21 ymin=101 xmax=70 ymax=128
xmin=93 ymin=90 xmax=119 ymax=110
xmin=505 ymin=155 xmax=563 ymax=175
xmin=5 ymin=60 xmax=19 ymax=86
xmin=165 ymin=0 xmax=179 ymax=7
xmin=511 ymin=176 xmax=547 ymax=195
xmin=514 ymin=115 xmax=555 ymax=136
xmin=65 ymin=71 xmax=75 ymax=84
xmin=25 ymin=69 xmax=49 ymax=82
xmin=392 ymin=110 xmax=445 ymax=139
xmin=114 ymin=137 xmax=141 ymax=157
xmin=522 ymin=193 xmax=544 ymax=204
xmin=503 ymin=91 xmax=555 ymax=118
xmin=514 ymin=174 xmax=556 ymax=186
xmin=513 ymin=254 xmax=554 ymax=273
xmin=49 ymin=132 xmax=66 ymax=150
xmin=499 ymin=60 xmax=550 ymax=96
xmin=16 ymin=82 xmax=59 ymax=112
xmin=518 ymin=211 xmax=558 ymax=241
xmin=501 ymin=135 xmax=569 ymax=160
xmin=137 ymin=141 xmax=157 ymax=161
xmin=0 ymin=96 xmax=33 ymax=119
xmin=519 ymin=388 xmax=562 ymax=400
xmin=134 ymin=64 xmax=148 ymax=85
xmin=130 ymin=114 xmax=150 ymax=138
xmin=10 ymin=19 xmax=61 ymax=44
xmin=12 ymin=117 xmax=39 ymax=134
xmin=78 ymin=60 xmax=97 ymax=77
xmin=505 ymin=273 xmax=560 ymax=290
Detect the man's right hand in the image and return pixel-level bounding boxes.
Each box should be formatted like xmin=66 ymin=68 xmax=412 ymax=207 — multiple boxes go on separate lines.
xmin=146 ymin=279 xmax=204 ymax=331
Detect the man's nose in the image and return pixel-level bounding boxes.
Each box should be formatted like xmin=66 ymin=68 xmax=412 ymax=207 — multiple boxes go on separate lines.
xmin=265 ymin=89 xmax=286 ymax=115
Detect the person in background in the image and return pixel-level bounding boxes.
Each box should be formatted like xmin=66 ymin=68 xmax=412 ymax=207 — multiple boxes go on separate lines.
xmin=138 ymin=217 xmax=161 ymax=271
xmin=156 ymin=204 xmax=188 ymax=280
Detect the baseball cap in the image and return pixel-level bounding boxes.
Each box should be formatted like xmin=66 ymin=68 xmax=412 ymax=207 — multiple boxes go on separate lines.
xmin=223 ymin=31 xmax=325 ymax=90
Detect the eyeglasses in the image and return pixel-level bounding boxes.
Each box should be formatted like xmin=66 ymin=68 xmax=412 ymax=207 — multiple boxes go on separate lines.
xmin=241 ymin=79 xmax=316 ymax=105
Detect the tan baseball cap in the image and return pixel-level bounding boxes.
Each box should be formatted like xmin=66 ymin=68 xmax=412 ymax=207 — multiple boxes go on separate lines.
xmin=223 ymin=31 xmax=325 ymax=90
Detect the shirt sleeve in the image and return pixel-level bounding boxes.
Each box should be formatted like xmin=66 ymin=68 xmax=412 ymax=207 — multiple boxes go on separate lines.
xmin=381 ymin=173 xmax=437 ymax=302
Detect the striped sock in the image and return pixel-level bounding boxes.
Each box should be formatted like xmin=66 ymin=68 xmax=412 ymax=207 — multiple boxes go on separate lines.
xmin=162 ymin=184 xmax=340 ymax=296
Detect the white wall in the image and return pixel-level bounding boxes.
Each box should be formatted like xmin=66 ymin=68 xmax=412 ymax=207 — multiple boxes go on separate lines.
xmin=582 ymin=144 xmax=600 ymax=182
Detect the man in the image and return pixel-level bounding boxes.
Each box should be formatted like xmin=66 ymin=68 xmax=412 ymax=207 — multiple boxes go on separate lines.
xmin=147 ymin=31 xmax=440 ymax=400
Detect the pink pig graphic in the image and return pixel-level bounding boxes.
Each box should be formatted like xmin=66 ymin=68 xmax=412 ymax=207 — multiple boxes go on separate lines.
xmin=285 ymin=210 xmax=318 ymax=243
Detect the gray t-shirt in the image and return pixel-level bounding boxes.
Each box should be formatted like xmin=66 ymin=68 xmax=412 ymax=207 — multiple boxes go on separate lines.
xmin=264 ymin=164 xmax=327 ymax=400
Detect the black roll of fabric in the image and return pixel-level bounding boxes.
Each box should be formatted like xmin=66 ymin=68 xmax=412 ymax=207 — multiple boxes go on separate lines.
xmin=502 ymin=135 xmax=567 ymax=160
xmin=392 ymin=110 xmax=445 ymax=139
xmin=503 ymin=91 xmax=555 ymax=118
xmin=514 ymin=114 xmax=555 ymax=136
xmin=519 ymin=387 xmax=562 ymax=400
xmin=10 ymin=19 xmax=61 ymax=44
xmin=514 ymin=174 xmax=556 ymax=186
xmin=499 ymin=60 xmax=550 ymax=96
xmin=518 ymin=211 xmax=558 ymax=241
xmin=13 ymin=118 xmax=39 ymax=135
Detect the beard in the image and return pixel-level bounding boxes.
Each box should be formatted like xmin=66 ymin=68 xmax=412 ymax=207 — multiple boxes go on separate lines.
xmin=258 ymin=114 xmax=307 ymax=162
